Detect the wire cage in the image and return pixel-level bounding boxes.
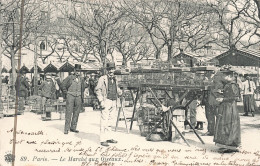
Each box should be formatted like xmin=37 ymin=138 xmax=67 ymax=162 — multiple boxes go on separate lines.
xmin=136 ymin=104 xmax=163 ymax=137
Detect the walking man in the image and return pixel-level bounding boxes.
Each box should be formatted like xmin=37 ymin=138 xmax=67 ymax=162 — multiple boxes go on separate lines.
xmin=61 ymin=64 xmax=88 ymax=134
xmin=95 ymin=62 xmax=122 ymax=146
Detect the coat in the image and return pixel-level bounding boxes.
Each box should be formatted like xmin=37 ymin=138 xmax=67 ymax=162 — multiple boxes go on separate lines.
xmin=95 ymin=75 xmax=122 ymax=103
xmin=207 ymin=72 xmax=225 ymax=106
xmin=15 ymin=76 xmax=30 ymax=97
xmin=39 ymin=80 xmax=56 ymax=99
xmin=214 ymin=82 xmax=241 ymax=147
xmin=61 ymin=75 xmax=88 ymax=102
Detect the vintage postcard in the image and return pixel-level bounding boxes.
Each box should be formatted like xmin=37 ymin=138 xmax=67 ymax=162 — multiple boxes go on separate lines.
xmin=1 ymin=0 xmax=260 ymax=166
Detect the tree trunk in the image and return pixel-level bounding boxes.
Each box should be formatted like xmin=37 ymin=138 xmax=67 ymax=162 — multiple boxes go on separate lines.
xmin=0 ymin=0 xmax=3 ymax=115
xmin=0 ymin=46 xmax=2 ymax=115
xmin=155 ymin=50 xmax=160 ymax=59
xmin=167 ymin=43 xmax=172 ymax=61
xmin=122 ymin=54 xmax=127 ymax=66
xmin=33 ymin=36 xmax=38 ymax=95
xmin=254 ymin=0 xmax=260 ymax=19
xmin=11 ymin=48 xmax=16 ymax=96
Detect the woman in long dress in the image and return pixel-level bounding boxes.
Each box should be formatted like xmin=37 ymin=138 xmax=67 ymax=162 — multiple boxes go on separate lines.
xmin=214 ymin=71 xmax=241 ymax=153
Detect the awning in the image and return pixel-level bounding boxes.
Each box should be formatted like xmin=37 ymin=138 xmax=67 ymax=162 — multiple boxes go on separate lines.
xmin=59 ymin=61 xmax=74 ymax=72
xmin=43 ymin=62 xmax=59 ymax=73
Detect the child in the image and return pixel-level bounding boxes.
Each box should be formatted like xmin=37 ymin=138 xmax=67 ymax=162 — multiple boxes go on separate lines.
xmin=195 ymin=98 xmax=207 ymax=130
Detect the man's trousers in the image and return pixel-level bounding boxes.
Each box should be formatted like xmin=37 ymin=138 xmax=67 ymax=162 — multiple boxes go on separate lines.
xmin=41 ymin=97 xmax=51 ymax=119
xmin=64 ymin=94 xmax=82 ymax=132
xmin=243 ymin=94 xmax=256 ymax=114
xmin=205 ymin=104 xmax=217 ymax=135
xmin=100 ymin=99 xmax=117 ymax=142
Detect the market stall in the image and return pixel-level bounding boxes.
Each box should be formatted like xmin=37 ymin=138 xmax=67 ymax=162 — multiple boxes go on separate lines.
xmin=115 ymin=60 xmax=216 ymax=145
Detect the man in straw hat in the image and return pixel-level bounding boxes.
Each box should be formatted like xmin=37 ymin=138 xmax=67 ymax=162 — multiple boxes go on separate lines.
xmin=61 ymin=64 xmax=88 ymax=134
xmin=39 ymin=73 xmax=56 ymax=120
xmin=95 ymin=62 xmax=122 ymax=146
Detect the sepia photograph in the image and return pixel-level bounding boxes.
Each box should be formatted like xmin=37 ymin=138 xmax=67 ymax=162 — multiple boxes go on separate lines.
xmin=0 ymin=0 xmax=260 ymax=165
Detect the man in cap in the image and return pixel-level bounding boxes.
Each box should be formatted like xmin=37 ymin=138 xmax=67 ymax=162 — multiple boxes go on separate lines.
xmin=61 ymin=64 xmax=88 ymax=134
xmin=95 ymin=62 xmax=122 ymax=146
xmin=15 ymin=70 xmax=30 ymax=111
xmin=242 ymin=74 xmax=256 ymax=117
xmin=39 ymin=73 xmax=56 ymax=120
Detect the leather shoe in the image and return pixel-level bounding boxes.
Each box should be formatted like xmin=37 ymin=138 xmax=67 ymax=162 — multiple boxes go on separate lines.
xmin=101 ymin=142 xmax=109 ymax=147
xmin=106 ymin=139 xmax=118 ymax=143
xmin=252 ymin=112 xmax=255 ymax=117
xmin=218 ymin=148 xmax=239 ymax=153
xmin=64 ymin=130 xmax=68 ymax=134
xmin=70 ymin=129 xmax=79 ymax=133
xmin=242 ymin=113 xmax=248 ymax=116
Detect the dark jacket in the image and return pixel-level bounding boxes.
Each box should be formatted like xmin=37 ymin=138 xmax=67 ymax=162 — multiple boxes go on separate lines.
xmin=39 ymin=80 xmax=56 ymax=99
xmin=15 ymin=76 xmax=30 ymax=97
xmin=61 ymin=75 xmax=88 ymax=102
xmin=89 ymin=77 xmax=97 ymax=96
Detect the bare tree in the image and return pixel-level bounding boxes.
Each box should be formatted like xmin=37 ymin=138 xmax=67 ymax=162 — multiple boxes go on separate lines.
xmin=206 ymin=0 xmax=259 ymax=49
xmin=113 ymin=20 xmax=151 ymax=65
xmin=253 ymin=0 xmax=260 ymax=19
xmin=242 ymin=0 xmax=260 ymax=43
xmin=55 ymin=0 xmax=126 ymax=68
xmin=1 ymin=0 xmax=46 ymax=90
xmin=121 ymin=0 xmax=213 ymax=60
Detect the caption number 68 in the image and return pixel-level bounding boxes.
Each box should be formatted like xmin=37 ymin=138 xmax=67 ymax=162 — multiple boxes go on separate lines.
xmin=20 ymin=156 xmax=27 ymax=161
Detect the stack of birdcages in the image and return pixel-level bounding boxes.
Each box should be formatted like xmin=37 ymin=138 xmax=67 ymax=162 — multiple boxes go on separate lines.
xmin=117 ymin=61 xmax=216 ymax=88
xmin=136 ymin=104 xmax=163 ymax=137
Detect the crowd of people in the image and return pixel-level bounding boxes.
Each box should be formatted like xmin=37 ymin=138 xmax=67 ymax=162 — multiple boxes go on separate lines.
xmin=185 ymin=67 xmax=258 ymax=153
xmin=12 ymin=62 xmax=120 ymax=147
xmin=9 ymin=63 xmax=260 ymax=150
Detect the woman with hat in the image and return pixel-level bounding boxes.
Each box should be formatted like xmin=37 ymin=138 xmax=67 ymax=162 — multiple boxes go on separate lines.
xmin=242 ymin=74 xmax=256 ymax=117
xmin=214 ymin=70 xmax=241 ymax=153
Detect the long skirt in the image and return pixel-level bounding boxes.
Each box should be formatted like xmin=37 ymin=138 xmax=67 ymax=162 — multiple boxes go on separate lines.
xmin=214 ymin=101 xmax=241 ymax=148
xmin=243 ymin=94 xmax=256 ymax=113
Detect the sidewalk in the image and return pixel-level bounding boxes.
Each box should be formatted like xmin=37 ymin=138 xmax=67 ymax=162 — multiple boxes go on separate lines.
xmin=0 ymin=108 xmax=260 ymax=166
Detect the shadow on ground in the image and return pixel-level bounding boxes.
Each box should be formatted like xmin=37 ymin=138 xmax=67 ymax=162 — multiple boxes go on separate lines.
xmin=74 ymin=132 xmax=100 ymax=144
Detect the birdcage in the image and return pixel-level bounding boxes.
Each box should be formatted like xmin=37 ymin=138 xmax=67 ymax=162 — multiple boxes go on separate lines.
xmin=136 ymin=104 xmax=162 ymax=137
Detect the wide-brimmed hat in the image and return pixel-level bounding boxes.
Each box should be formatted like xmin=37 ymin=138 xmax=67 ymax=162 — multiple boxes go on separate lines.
xmin=106 ymin=62 xmax=115 ymax=70
xmin=45 ymin=73 xmax=52 ymax=79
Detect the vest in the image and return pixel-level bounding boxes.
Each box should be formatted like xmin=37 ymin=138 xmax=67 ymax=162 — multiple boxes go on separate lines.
xmin=67 ymin=78 xmax=81 ymax=97
xmin=107 ymin=77 xmax=117 ymax=100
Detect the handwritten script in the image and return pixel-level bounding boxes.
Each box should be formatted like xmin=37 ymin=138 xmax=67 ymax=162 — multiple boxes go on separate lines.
xmin=4 ymin=129 xmax=260 ymax=166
